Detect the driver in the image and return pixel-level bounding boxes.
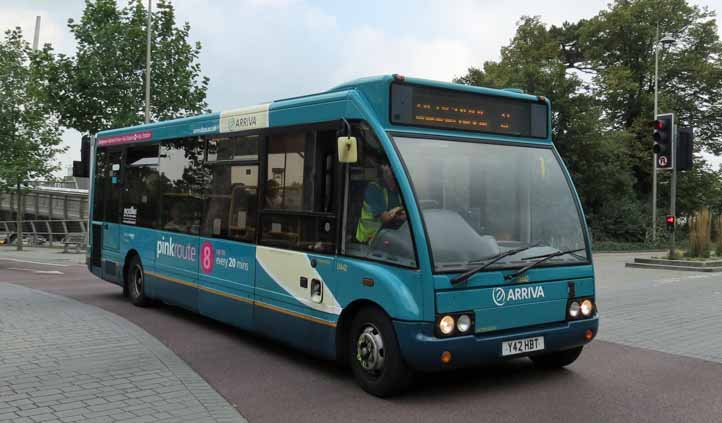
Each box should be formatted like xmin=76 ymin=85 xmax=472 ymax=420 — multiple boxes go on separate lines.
xmin=355 ymin=164 xmax=406 ymax=243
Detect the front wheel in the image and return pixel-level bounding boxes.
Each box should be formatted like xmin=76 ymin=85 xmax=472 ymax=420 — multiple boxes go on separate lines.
xmin=127 ymin=256 xmax=151 ymax=307
xmin=529 ymin=346 xmax=583 ymax=368
xmin=349 ymin=307 xmax=412 ymax=397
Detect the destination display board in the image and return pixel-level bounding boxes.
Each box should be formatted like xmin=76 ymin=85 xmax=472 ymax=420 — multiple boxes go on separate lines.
xmin=390 ymin=83 xmax=548 ymax=138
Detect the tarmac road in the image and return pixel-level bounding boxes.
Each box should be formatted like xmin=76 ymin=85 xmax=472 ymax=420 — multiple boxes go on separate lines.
xmin=2 ymin=251 xmax=722 ymax=423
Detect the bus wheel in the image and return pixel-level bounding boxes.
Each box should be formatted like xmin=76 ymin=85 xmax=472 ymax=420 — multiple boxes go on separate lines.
xmin=349 ymin=307 xmax=412 ymax=397
xmin=127 ymin=256 xmax=150 ymax=307
xmin=530 ymin=346 xmax=583 ymax=368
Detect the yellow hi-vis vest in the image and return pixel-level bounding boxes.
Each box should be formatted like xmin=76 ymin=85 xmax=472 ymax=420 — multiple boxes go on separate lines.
xmin=355 ymin=182 xmax=392 ymax=243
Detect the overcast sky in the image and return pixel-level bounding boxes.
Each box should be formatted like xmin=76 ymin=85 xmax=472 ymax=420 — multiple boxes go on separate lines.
xmin=2 ymin=0 xmax=721 ymax=172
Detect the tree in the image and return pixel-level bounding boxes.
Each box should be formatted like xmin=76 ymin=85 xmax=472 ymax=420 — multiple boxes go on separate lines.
xmin=0 ymin=29 xmax=66 ymax=250
xmin=569 ymin=0 xmax=722 ymax=207
xmin=456 ymin=1 xmax=722 ymax=242
xmin=52 ymin=0 xmax=209 ymax=134
xmin=455 ymin=17 xmax=643 ymax=241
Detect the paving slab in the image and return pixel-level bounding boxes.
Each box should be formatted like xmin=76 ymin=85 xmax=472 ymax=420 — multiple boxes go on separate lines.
xmin=0 ymin=283 xmax=245 ymax=423
xmin=595 ymin=252 xmax=722 ymax=363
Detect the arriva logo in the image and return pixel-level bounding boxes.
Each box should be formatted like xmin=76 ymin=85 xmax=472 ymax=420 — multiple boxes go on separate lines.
xmin=492 ymin=286 xmax=545 ymax=306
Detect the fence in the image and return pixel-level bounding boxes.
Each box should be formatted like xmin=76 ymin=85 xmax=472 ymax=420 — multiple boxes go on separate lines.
xmin=0 ymin=220 xmax=87 ymax=248
xmin=0 ymin=190 xmax=88 ymax=222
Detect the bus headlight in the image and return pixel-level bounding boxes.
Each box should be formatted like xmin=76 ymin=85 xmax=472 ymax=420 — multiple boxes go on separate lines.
xmin=439 ymin=315 xmax=455 ymax=335
xmin=457 ymin=314 xmax=472 ymax=333
xmin=568 ymin=301 xmax=580 ymax=318
xmin=581 ymin=299 xmax=594 ymax=317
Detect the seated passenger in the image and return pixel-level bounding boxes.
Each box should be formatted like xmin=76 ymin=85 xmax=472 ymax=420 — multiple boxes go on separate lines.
xmin=164 ymin=205 xmax=189 ymax=233
xmin=355 ymin=164 xmax=406 ymax=243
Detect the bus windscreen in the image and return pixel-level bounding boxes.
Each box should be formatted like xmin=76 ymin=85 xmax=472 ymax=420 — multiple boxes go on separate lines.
xmin=390 ymin=83 xmax=548 ymax=138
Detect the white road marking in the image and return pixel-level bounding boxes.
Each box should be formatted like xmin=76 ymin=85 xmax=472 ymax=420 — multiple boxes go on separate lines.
xmin=7 ymin=267 xmax=64 ymax=275
xmin=0 ymin=258 xmax=73 ymax=267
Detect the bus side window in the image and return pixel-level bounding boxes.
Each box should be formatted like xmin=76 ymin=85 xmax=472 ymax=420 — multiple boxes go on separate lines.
xmin=123 ymin=144 xmax=159 ymax=228
xmin=203 ymin=135 xmax=259 ymax=242
xmin=259 ymin=128 xmax=337 ymax=253
xmin=104 ymin=150 xmax=123 ymax=224
xmin=92 ymin=148 xmax=107 ymax=222
xmin=344 ymin=127 xmax=416 ymax=268
xmin=159 ymin=138 xmax=205 ymax=234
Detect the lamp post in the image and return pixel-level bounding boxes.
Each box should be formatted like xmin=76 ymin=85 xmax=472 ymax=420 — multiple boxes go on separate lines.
xmin=144 ymin=0 xmax=152 ymax=124
xmin=652 ymin=26 xmax=676 ymax=241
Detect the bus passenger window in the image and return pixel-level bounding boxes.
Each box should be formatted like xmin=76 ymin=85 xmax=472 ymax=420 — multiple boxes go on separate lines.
xmin=159 ymin=138 xmax=205 ymax=234
xmin=259 ymin=128 xmax=337 ymax=253
xmin=92 ymin=148 xmax=108 ymax=222
xmin=203 ymin=163 xmax=258 ymax=242
xmin=123 ymin=145 xmax=160 ymax=228
xmin=265 ymin=132 xmax=311 ymax=210
xmin=344 ymin=128 xmax=416 ymax=267
xmin=203 ymin=134 xmax=259 ymax=242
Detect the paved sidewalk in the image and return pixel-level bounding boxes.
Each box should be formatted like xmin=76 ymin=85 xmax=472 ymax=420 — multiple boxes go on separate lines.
xmin=594 ymin=252 xmax=722 ymax=364
xmin=0 ymin=283 xmax=246 ymax=423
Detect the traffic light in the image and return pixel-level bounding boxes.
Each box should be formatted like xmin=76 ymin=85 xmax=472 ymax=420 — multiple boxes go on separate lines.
xmin=666 ymin=215 xmax=675 ymax=230
xmin=676 ymin=127 xmax=694 ymax=171
xmin=72 ymin=135 xmax=91 ymax=178
xmin=653 ymin=114 xmax=673 ymax=170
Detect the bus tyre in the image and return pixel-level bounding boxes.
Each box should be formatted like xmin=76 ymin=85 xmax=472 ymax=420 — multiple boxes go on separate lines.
xmin=530 ymin=346 xmax=583 ymax=368
xmin=349 ymin=307 xmax=412 ymax=397
xmin=127 ymin=256 xmax=150 ymax=307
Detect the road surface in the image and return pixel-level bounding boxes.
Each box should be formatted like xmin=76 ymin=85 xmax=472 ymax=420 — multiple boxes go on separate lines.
xmin=1 ymin=250 xmax=721 ymax=423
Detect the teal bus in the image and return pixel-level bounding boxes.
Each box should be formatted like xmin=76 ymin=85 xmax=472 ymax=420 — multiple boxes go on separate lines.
xmin=88 ymin=75 xmax=597 ymax=397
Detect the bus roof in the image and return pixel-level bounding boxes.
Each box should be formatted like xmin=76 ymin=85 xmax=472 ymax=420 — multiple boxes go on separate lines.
xmin=96 ymin=75 xmax=550 ymax=145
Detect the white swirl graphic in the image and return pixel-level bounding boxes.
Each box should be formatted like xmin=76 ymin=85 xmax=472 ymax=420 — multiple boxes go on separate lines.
xmin=492 ymin=287 xmax=506 ymax=306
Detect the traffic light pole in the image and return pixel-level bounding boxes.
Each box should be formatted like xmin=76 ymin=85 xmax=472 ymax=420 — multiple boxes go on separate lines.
xmin=670 ymin=121 xmax=677 ymax=256
xmin=652 ymin=25 xmax=660 ymax=242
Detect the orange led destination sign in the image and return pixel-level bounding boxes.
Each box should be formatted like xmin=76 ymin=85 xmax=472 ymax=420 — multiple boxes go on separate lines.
xmin=390 ymin=83 xmax=548 ymax=138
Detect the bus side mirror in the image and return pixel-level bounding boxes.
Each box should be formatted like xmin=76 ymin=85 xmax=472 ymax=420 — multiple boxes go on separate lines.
xmin=338 ymin=136 xmax=358 ymax=163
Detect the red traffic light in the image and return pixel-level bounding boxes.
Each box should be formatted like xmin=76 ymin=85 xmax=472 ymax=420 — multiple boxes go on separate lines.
xmin=666 ymin=215 xmax=676 ymax=225
xmin=655 ymin=120 xmax=665 ymax=129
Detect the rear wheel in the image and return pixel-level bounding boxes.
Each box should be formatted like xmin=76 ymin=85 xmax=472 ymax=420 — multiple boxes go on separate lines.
xmin=530 ymin=346 xmax=583 ymax=368
xmin=127 ymin=256 xmax=151 ymax=307
xmin=349 ymin=307 xmax=412 ymax=397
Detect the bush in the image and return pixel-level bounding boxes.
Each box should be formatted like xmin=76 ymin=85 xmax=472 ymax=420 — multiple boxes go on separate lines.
xmin=688 ymin=208 xmax=712 ymax=258
xmin=592 ymin=241 xmax=670 ymax=252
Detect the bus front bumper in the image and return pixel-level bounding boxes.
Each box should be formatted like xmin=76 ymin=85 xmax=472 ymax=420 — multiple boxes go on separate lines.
xmin=393 ymin=317 xmax=599 ymax=372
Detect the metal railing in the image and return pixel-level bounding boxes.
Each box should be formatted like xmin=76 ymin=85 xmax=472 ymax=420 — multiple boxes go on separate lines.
xmin=0 ymin=220 xmax=87 ymax=248
xmin=0 ymin=190 xmax=88 ymax=222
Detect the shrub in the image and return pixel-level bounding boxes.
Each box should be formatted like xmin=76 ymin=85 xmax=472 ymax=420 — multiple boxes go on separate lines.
xmin=688 ymin=208 xmax=711 ymax=258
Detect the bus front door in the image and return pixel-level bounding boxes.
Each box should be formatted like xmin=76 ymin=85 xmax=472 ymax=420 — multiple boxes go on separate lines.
xmin=101 ymin=149 xmax=122 ymax=281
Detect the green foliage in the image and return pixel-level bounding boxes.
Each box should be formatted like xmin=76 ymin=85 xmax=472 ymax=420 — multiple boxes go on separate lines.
xmin=592 ymin=241 xmax=671 ymax=252
xmin=455 ymin=1 xmax=722 ymax=242
xmin=0 ymin=28 xmax=66 ymax=192
xmin=52 ymin=0 xmax=209 ymax=134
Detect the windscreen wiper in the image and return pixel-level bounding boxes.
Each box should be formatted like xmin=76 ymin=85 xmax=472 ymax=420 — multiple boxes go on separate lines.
xmin=504 ymin=248 xmax=586 ymax=281
xmin=451 ymin=242 xmax=542 ymax=285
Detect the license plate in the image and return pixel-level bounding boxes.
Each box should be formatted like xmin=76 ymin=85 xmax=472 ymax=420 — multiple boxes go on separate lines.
xmin=501 ymin=336 xmax=544 ymax=356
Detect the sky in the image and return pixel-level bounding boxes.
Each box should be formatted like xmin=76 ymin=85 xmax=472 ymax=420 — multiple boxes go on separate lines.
xmin=2 ymin=0 xmax=721 ymax=172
